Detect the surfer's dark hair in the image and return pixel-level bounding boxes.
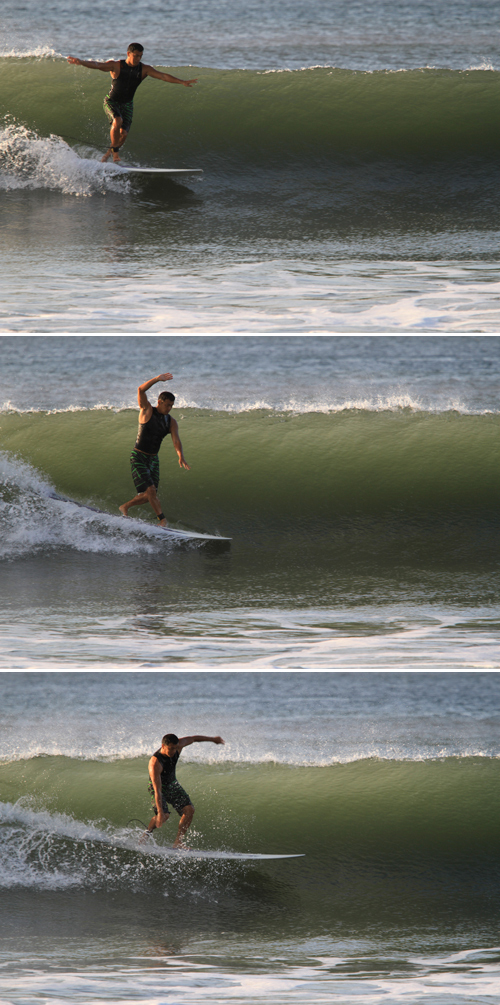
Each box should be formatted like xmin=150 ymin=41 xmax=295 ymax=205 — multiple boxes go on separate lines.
xmin=127 ymin=42 xmax=144 ymax=53
xmin=162 ymin=733 xmax=179 ymax=745
xmin=158 ymin=391 xmax=175 ymax=402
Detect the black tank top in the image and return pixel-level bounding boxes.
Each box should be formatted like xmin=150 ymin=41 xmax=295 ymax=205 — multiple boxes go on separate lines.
xmin=154 ymin=749 xmax=179 ymax=786
xmin=108 ymin=60 xmax=144 ymax=103
xmin=135 ymin=408 xmax=171 ymax=454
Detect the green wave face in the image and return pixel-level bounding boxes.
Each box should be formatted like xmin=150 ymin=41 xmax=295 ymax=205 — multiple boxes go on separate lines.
xmin=2 ymin=756 xmax=499 ymax=857
xmin=1 ymin=408 xmax=499 ymax=530
xmin=1 ymin=59 xmax=500 ymax=163
xmin=1 ymin=757 xmax=499 ymax=931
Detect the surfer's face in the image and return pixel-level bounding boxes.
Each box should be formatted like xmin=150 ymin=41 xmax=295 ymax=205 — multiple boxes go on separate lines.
xmin=157 ymin=399 xmax=173 ymax=414
xmin=162 ymin=743 xmax=179 ymax=756
xmin=126 ymin=50 xmax=143 ymax=66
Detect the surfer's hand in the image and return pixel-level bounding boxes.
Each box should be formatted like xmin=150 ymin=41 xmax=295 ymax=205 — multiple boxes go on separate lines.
xmin=213 ymin=736 xmax=225 ymax=745
xmin=157 ymin=372 xmax=173 ymax=381
xmin=183 ymin=79 xmax=198 ymax=86
xmin=179 ymin=457 xmax=190 ymax=470
xmin=67 ymin=57 xmax=81 ymax=64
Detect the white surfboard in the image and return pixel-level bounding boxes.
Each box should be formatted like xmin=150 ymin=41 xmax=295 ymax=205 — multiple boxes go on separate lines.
xmin=148 ymin=523 xmax=231 ymax=543
xmin=104 ymin=165 xmax=203 ymax=175
xmin=83 ymin=826 xmax=302 ymax=861
xmin=153 ymin=848 xmax=304 ymax=861
xmin=47 ymin=490 xmax=231 ymax=542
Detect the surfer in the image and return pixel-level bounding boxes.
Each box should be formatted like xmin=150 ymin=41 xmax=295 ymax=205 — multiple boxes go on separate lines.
xmin=66 ymin=43 xmax=197 ymax=162
xmin=119 ymin=373 xmax=189 ymax=528
xmin=146 ymin=733 xmax=225 ymax=848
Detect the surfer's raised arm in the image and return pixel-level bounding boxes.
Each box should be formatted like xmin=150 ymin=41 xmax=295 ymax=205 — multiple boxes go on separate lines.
xmin=142 ymin=65 xmax=198 ymax=87
xmin=137 ymin=373 xmax=173 ymax=415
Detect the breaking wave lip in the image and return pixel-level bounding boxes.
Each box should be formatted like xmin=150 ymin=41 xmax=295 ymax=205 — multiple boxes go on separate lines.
xmin=0 ymin=46 xmax=62 ymax=59
xmin=1 ymin=396 xmax=498 ymax=416
xmin=0 ymin=49 xmax=126 ymax=62
xmin=1 ymin=746 xmax=500 ymax=765
xmin=466 ymin=61 xmax=496 ymax=71
xmin=0 ymin=401 xmax=134 ymax=415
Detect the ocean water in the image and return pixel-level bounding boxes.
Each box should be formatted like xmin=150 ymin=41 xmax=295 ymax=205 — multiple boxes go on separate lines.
xmin=2 ymin=334 xmax=500 ymax=1002
xmin=1 ymin=333 xmax=500 ymax=670
xmin=1 ymin=671 xmax=500 ymax=1005
xmin=1 ymin=0 xmax=500 ymax=331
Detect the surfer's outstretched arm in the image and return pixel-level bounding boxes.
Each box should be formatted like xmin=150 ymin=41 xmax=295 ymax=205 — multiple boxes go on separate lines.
xmin=67 ymin=57 xmax=119 ymax=72
xmin=177 ymin=735 xmax=225 ymax=748
xmin=143 ymin=65 xmax=198 ymax=86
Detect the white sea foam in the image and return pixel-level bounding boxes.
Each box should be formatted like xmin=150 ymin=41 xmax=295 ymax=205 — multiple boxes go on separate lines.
xmin=0 ymin=452 xmax=184 ymax=560
xmin=0 ymin=46 xmax=62 ymax=59
xmin=0 ymin=801 xmax=91 ymax=889
xmin=0 ymin=800 xmax=189 ymax=890
xmin=466 ymin=60 xmax=496 ymax=71
xmin=1 ymin=944 xmax=499 ymax=1004
xmin=2 ymin=629 xmax=498 ymax=671
xmin=2 ymin=261 xmax=500 ymax=333
xmin=0 ymin=122 xmax=129 ymax=196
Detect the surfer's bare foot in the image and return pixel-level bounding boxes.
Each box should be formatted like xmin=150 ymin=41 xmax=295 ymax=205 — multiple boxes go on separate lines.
xmin=112 ymin=150 xmax=121 ymax=162
xmin=119 ymin=504 xmax=129 ymax=517
xmin=101 ymin=148 xmax=112 ymax=162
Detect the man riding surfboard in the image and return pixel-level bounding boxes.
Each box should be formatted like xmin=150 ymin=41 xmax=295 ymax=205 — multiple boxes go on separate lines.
xmin=147 ymin=733 xmax=225 ymax=848
xmin=119 ymin=372 xmax=190 ymax=528
xmin=67 ymin=43 xmax=197 ymax=162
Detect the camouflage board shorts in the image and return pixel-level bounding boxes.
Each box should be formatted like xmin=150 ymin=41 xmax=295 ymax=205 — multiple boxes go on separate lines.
xmin=103 ymin=95 xmax=134 ymax=133
xmin=130 ymin=449 xmax=160 ymax=494
xmin=148 ymin=780 xmax=192 ymax=816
